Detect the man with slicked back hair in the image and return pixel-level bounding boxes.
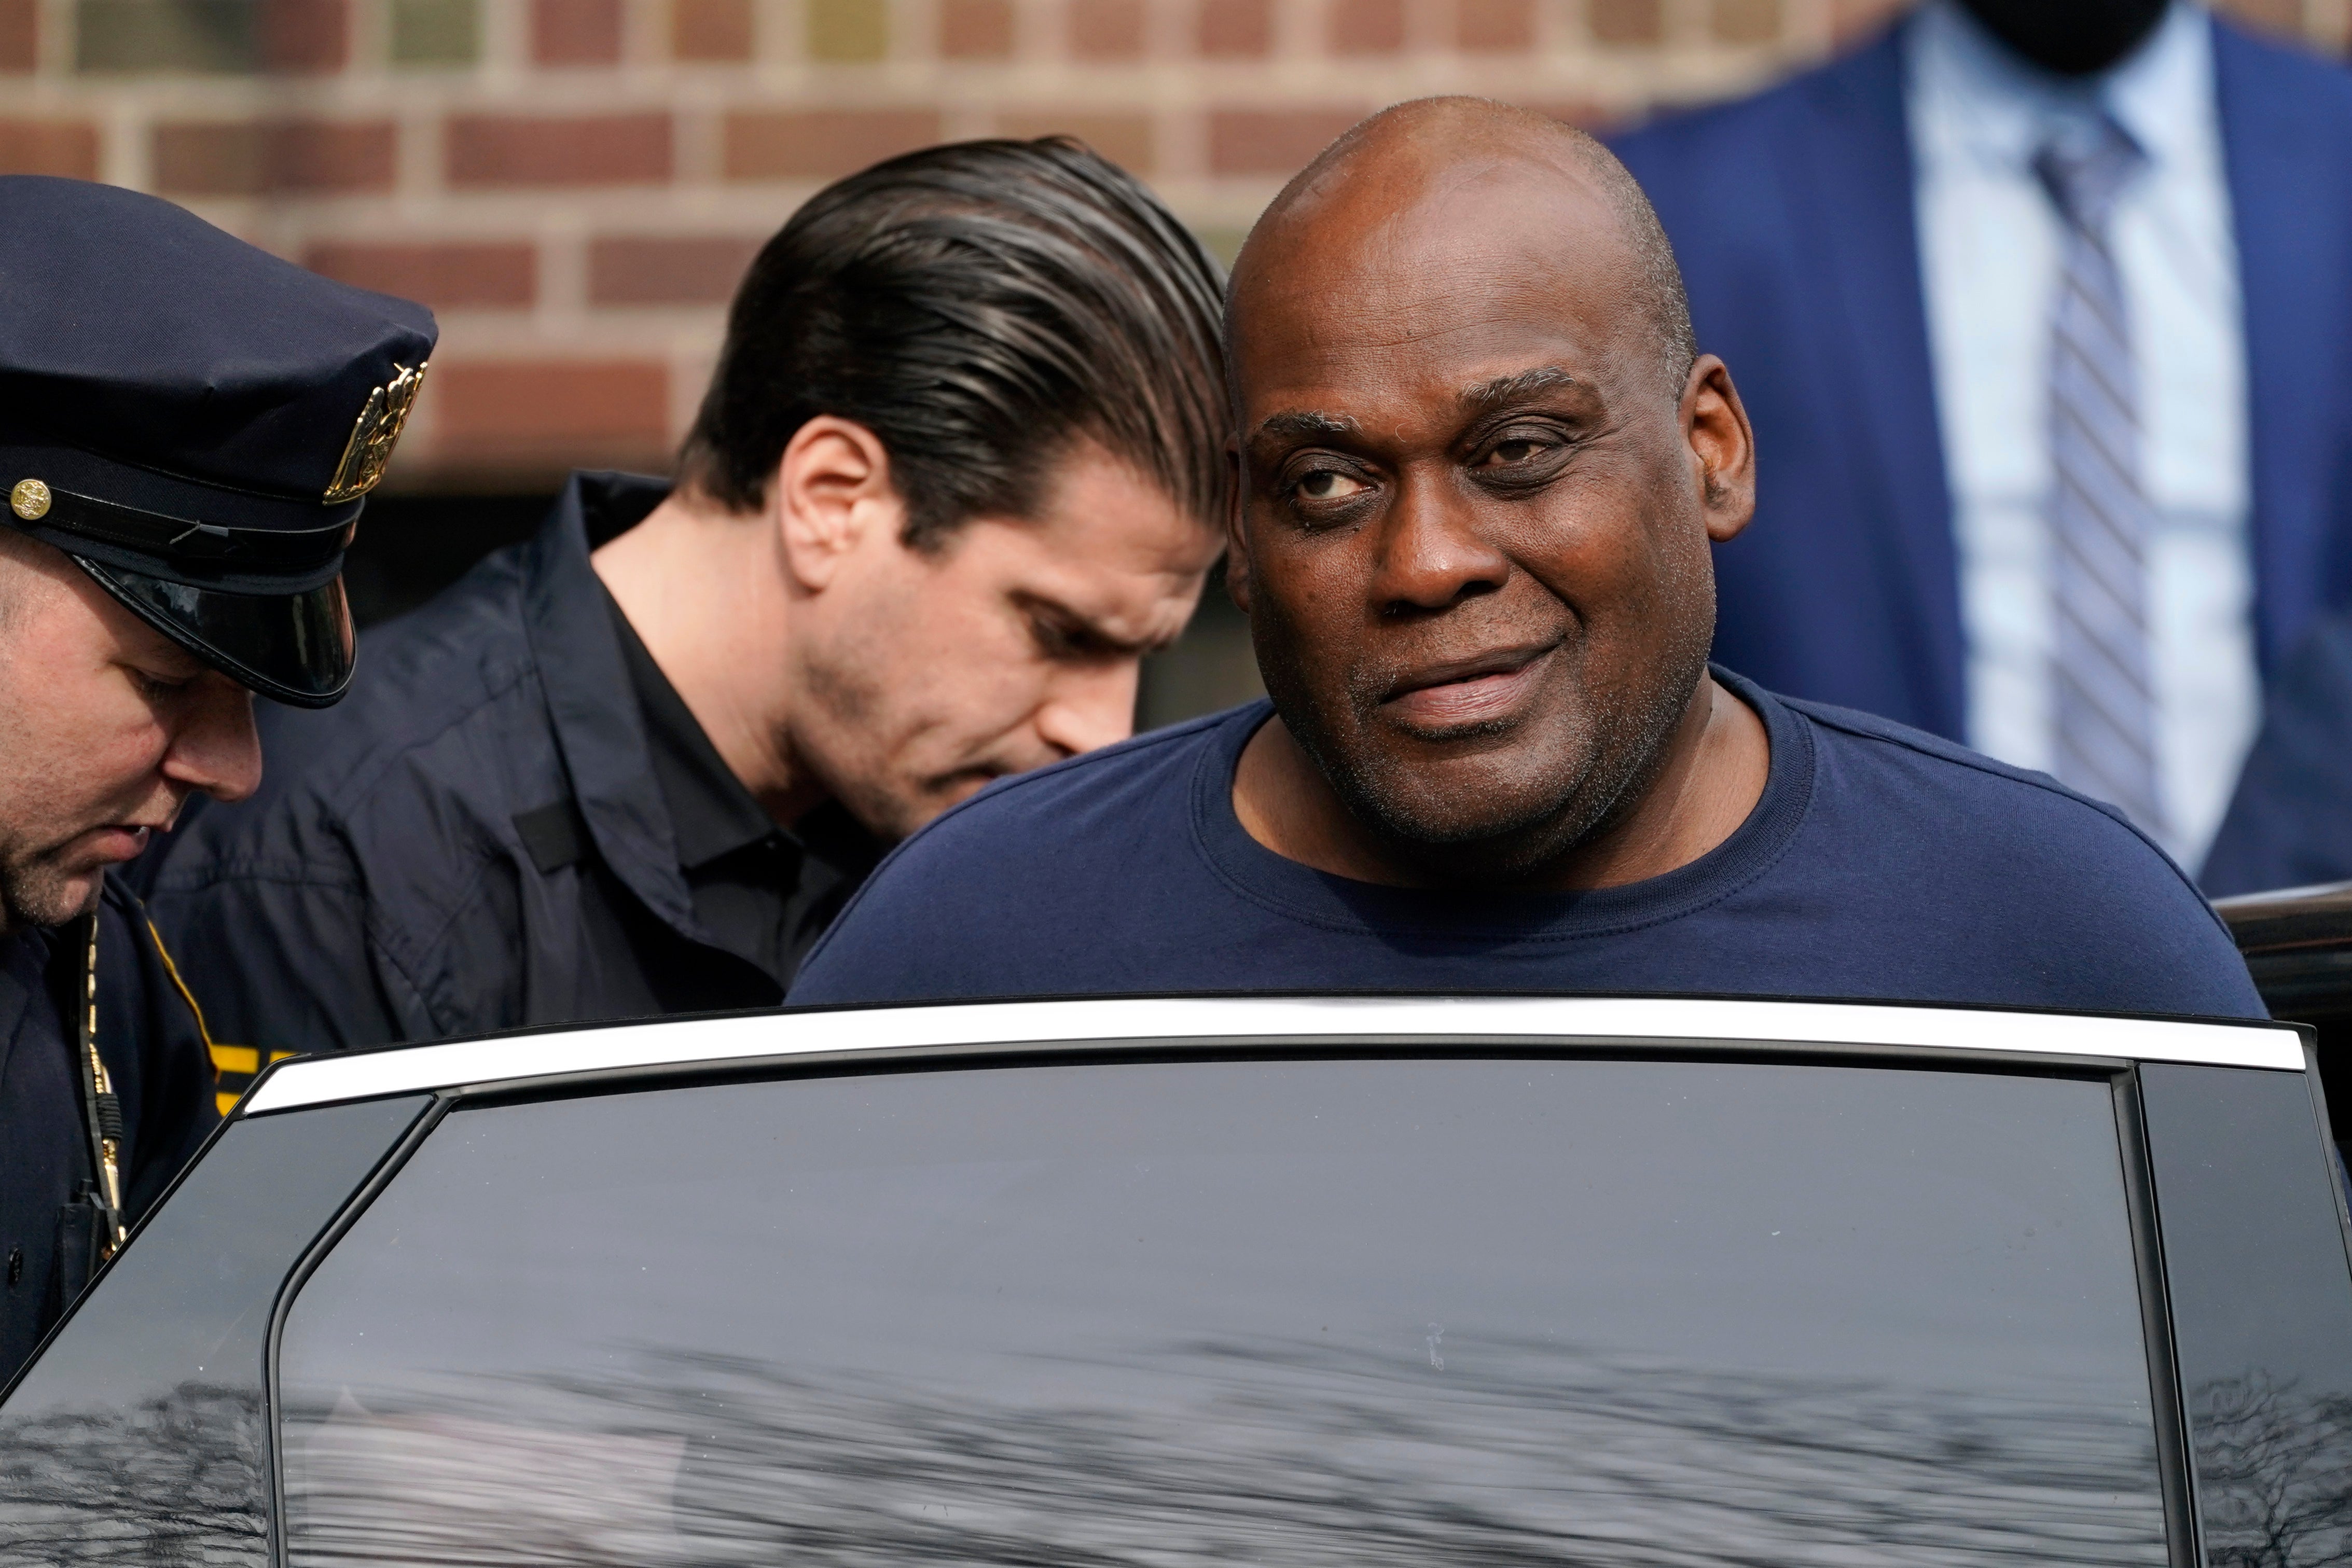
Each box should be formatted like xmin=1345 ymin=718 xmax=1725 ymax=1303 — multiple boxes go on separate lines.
xmin=793 ymin=98 xmax=2262 ymax=1020
xmin=135 ymin=137 xmax=1231 ymax=1069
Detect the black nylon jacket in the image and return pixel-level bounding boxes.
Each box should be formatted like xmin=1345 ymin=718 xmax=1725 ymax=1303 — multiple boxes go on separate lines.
xmin=135 ymin=473 xmax=786 ymax=1072
xmin=0 ymin=878 xmax=218 ymax=1386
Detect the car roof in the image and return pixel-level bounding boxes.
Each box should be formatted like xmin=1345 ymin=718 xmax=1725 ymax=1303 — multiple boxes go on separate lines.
xmin=2216 ymin=879 xmax=2352 ymax=955
xmin=236 ymin=995 xmax=2307 ymax=1116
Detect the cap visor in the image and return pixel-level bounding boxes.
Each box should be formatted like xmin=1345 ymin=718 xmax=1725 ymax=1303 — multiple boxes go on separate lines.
xmin=75 ymin=557 xmax=355 ymax=707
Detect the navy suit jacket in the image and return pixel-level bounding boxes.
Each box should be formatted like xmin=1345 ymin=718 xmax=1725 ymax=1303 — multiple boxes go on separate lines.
xmin=1608 ymin=14 xmax=2352 ymax=743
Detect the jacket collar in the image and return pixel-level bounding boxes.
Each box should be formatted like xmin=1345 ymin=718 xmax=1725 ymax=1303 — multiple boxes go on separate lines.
xmin=1787 ymin=18 xmax=1969 ymax=738
xmin=2213 ymin=15 xmax=2352 ymax=673
xmin=517 ymin=470 xmax=701 ymax=935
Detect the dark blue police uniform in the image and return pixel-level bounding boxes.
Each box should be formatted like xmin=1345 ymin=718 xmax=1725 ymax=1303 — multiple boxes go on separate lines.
xmin=0 ymin=177 xmax=436 ymax=1384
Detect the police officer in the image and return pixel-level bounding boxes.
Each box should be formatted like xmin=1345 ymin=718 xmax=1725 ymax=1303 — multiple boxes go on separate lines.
xmin=0 ymin=177 xmax=436 ymax=1383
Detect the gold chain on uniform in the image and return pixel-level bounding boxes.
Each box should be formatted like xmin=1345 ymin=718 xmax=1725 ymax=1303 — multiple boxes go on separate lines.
xmin=80 ymin=913 xmax=126 ymax=1255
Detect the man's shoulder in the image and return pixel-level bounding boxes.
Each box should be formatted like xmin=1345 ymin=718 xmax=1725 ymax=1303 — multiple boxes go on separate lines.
xmin=1773 ymin=688 xmax=2239 ymax=927
xmin=1785 ymin=689 xmax=2177 ymax=845
xmin=294 ymin=544 xmax=544 ymax=781
xmin=890 ymin=703 xmax=1249 ymax=862
xmin=146 ymin=542 xmax=554 ymax=893
xmin=1752 ymin=686 xmax=2263 ymax=1018
xmin=792 ymin=705 xmax=1253 ymax=993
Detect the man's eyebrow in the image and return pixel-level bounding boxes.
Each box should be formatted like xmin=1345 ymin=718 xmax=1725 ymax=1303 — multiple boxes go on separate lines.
xmin=1251 ymin=410 xmax=1362 ymax=445
xmin=1458 ymin=366 xmax=1582 ymax=412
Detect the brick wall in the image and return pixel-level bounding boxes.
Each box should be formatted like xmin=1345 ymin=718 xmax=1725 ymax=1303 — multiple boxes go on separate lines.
xmin=3 ymin=0 xmax=2340 ymax=488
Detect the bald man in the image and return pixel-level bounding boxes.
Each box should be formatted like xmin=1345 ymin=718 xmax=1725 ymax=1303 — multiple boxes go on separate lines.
xmin=791 ymin=98 xmax=2262 ymax=1018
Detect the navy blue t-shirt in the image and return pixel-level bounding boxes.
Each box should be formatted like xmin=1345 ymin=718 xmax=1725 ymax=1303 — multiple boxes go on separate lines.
xmin=791 ymin=670 xmax=2265 ymax=1018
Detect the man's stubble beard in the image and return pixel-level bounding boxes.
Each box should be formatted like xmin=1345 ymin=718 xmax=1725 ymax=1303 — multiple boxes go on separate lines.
xmin=0 ymin=833 xmax=100 ymax=936
xmin=796 ymin=633 xmax=929 ymax=845
xmin=1256 ymin=578 xmax=1717 ymax=889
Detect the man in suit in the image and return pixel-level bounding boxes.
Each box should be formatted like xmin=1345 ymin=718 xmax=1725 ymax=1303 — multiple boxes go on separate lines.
xmin=1608 ymin=0 xmax=2352 ymax=876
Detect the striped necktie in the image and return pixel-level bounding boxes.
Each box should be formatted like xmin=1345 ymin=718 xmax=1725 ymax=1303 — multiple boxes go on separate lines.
xmin=2035 ymin=116 xmax=2158 ymax=834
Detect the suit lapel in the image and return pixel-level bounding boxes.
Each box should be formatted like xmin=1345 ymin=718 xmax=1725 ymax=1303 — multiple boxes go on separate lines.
xmin=1783 ymin=24 xmax=1969 ymax=737
xmin=2214 ymin=17 xmax=2352 ymax=674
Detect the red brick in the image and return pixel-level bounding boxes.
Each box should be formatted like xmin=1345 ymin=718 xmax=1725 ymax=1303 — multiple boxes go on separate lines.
xmin=589 ymin=234 xmax=759 ymax=304
xmin=1329 ymin=0 xmax=1405 ymax=53
xmin=1587 ymin=0 xmax=1659 ymax=43
xmin=447 ymin=114 xmax=671 ymax=186
xmin=1208 ymin=108 xmax=1362 ymax=176
xmin=940 ymin=0 xmax=1015 ymax=54
xmin=999 ymin=110 xmax=1153 ymax=173
xmin=1069 ymin=0 xmax=1145 ymax=57
xmin=307 ymin=241 xmax=536 ymax=308
xmin=0 ymin=121 xmax=98 ymax=179
xmin=1710 ymin=0 xmax=1776 ymax=43
xmin=1457 ymin=0 xmax=1531 ymax=49
xmin=260 ymin=0 xmax=349 ymax=71
xmin=153 ymin=120 xmax=395 ymax=196
xmin=534 ymin=0 xmax=624 ymax=63
xmin=0 ymin=0 xmax=38 ymax=71
xmin=724 ymin=109 xmax=941 ymax=179
xmin=1198 ymin=0 xmax=1270 ymax=55
xmin=672 ymin=0 xmax=754 ymax=58
xmin=435 ymin=360 xmax=672 ymax=466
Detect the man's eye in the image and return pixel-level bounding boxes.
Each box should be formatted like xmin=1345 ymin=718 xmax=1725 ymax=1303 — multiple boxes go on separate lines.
xmin=1488 ymin=438 xmax=1544 ymax=464
xmin=1296 ymin=469 xmax=1367 ymax=502
xmin=132 ymin=669 xmax=192 ymax=700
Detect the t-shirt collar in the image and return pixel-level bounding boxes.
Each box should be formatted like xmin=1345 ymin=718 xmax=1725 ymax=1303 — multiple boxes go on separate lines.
xmin=1188 ymin=667 xmax=1814 ymax=941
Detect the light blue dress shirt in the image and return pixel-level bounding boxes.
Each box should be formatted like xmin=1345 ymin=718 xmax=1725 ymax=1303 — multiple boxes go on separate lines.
xmin=1906 ymin=0 xmax=2254 ymax=867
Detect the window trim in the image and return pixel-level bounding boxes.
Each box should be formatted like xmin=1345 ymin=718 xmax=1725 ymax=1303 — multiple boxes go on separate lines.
xmin=2116 ymin=1070 xmax=2201 ymax=1568
xmin=263 ymin=1093 xmax=453 ymax=1568
xmin=238 ymin=995 xmax=2308 ymax=1118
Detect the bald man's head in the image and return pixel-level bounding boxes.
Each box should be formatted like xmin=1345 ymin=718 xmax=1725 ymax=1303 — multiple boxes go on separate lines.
xmin=1216 ymin=94 xmax=1756 ymax=886
xmin=1232 ymin=99 xmax=1696 ymax=400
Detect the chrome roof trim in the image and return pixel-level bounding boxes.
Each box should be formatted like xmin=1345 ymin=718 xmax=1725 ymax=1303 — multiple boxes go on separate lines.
xmin=238 ymin=995 xmax=2306 ymax=1115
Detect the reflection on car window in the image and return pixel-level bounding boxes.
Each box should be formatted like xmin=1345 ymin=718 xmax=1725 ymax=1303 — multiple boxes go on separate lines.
xmin=275 ymin=1059 xmax=2167 ymax=1567
xmin=2140 ymin=1064 xmax=2352 ymax=1566
xmin=0 ymin=1095 xmax=426 ymax=1568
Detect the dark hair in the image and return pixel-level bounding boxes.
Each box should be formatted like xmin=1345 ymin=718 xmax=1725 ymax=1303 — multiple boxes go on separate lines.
xmin=678 ymin=137 xmax=1229 ymax=548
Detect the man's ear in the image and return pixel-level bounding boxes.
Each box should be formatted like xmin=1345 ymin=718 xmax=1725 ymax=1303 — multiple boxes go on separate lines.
xmin=1682 ymin=354 xmax=1757 ymax=545
xmin=1220 ymin=446 xmax=1254 ymax=615
xmin=775 ymin=415 xmax=906 ymax=593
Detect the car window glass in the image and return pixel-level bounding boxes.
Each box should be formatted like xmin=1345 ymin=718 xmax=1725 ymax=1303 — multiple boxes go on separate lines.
xmin=0 ymin=1095 xmax=427 ymax=1568
xmin=276 ymin=1059 xmax=2166 ymax=1567
xmin=2140 ymin=1063 xmax=2352 ymax=1566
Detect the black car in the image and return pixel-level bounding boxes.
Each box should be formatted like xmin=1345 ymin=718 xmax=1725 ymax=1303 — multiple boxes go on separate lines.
xmin=4 ymin=994 xmax=2349 ymax=1566
xmin=2221 ymin=881 xmax=2352 ymax=1171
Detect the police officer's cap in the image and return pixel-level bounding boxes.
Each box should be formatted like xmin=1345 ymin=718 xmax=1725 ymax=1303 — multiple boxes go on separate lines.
xmin=0 ymin=176 xmax=438 ymax=707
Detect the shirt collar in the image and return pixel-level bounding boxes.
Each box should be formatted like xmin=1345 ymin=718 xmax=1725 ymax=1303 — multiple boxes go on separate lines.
xmin=606 ymin=590 xmax=784 ymax=875
xmin=520 ymin=470 xmax=697 ymax=930
xmin=1908 ymin=0 xmax=2218 ymax=179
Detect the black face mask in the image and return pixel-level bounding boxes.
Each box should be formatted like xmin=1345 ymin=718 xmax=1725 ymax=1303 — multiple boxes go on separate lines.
xmin=1955 ymin=0 xmax=2168 ymax=76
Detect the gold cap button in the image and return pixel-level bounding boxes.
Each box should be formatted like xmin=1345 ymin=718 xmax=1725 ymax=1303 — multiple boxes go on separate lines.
xmin=9 ymin=479 xmax=50 ymax=521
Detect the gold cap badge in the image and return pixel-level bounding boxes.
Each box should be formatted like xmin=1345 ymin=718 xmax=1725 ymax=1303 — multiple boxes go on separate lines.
xmin=323 ymin=361 xmax=428 ymax=504
xmin=9 ymin=478 xmax=51 ymax=521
